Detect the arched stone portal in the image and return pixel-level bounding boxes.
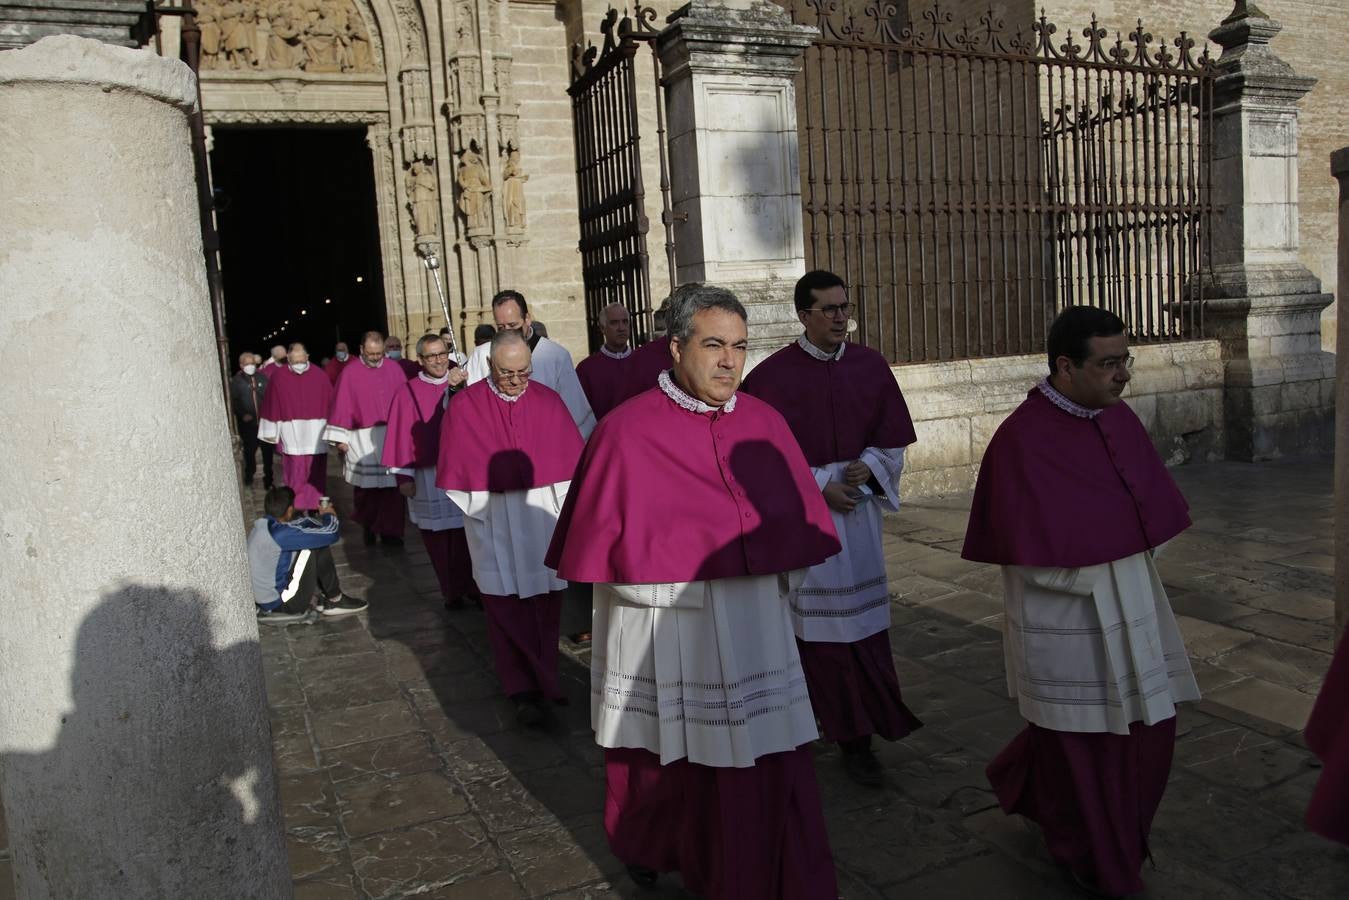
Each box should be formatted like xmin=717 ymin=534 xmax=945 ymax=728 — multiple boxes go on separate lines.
xmin=192 ymin=0 xmax=594 ymax=356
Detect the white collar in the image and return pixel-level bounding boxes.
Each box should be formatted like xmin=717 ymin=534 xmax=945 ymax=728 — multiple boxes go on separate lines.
xmin=797 ymin=334 xmax=845 ymax=361
xmin=600 ymin=345 xmax=633 ymax=360
xmin=418 ymin=372 xmax=449 ymax=386
xmin=658 ymin=369 xmax=737 ymax=415
xmin=487 ymin=378 xmax=525 ymax=403
xmin=1037 ymin=378 xmax=1101 ymax=419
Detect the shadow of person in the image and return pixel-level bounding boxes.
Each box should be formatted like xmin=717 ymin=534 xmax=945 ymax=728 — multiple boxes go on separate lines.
xmin=0 ymin=583 xmax=287 ymax=897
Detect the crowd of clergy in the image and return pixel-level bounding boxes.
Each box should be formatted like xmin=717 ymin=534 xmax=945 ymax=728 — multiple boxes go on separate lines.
xmin=229 ymin=274 xmax=1349 ymax=899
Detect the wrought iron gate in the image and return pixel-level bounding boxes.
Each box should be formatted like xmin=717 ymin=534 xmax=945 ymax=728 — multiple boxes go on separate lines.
xmin=568 ymin=7 xmax=677 ymax=352
xmin=778 ymin=1 xmax=1215 ymax=363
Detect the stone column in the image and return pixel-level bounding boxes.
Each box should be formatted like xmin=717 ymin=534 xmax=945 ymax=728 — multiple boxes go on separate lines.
xmin=1333 ymin=146 xmax=1349 ymax=635
xmin=0 ymin=36 xmax=290 ymax=899
xmin=1202 ymin=1 xmax=1334 ymax=461
xmin=656 ymin=0 xmax=815 ymax=363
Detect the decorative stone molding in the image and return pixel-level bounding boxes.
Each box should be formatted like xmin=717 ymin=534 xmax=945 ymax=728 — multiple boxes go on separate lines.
xmin=203 ymin=108 xmax=388 ymax=124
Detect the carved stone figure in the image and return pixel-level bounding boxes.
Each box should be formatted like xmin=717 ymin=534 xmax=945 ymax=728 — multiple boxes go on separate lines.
xmin=502 ymin=147 xmax=528 ymax=230
xmin=456 ymin=145 xmax=492 ymax=232
xmin=406 ymin=161 xmax=439 ymax=237
xmin=197 ymin=1 xmax=378 ymax=73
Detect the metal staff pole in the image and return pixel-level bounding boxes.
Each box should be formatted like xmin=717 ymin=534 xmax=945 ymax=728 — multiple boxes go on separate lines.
xmin=421 ymin=251 xmax=463 ymax=363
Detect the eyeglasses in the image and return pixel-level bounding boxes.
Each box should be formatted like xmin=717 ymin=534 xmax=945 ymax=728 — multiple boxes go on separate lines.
xmin=494 ymin=369 xmax=532 ymax=383
xmin=1091 ymin=354 xmax=1134 ymax=372
xmin=421 ymin=351 xmax=450 ymax=362
xmin=808 ymin=303 xmax=852 ymax=319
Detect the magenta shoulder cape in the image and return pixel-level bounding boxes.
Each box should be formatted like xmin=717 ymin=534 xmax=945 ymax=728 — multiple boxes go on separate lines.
xmin=381 ymin=376 xmax=449 ymax=470
xmin=434 ymin=380 xmax=584 ymax=493
xmin=616 ymin=335 xmax=671 ymax=405
xmin=576 ymin=351 xmax=632 ymax=420
xmin=1306 ymin=633 xmax=1349 ymax=844
xmin=545 ymin=387 xmax=841 ymax=583
xmin=961 ymin=389 xmax=1190 ymax=567
xmin=328 ymin=359 xmax=409 ymax=430
xmin=740 ymin=341 xmax=917 ymax=466
xmin=258 ymin=365 xmax=332 ymax=421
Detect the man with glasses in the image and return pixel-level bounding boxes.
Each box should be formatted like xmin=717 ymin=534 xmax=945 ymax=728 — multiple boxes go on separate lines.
xmin=963 ymin=305 xmax=1199 ymax=897
xmin=323 ymin=331 xmax=410 ymax=547
xmin=437 ymin=330 xmax=584 ymax=728
xmin=741 ymin=269 xmax=923 ymax=787
xmin=382 ymin=335 xmax=477 ymax=609
xmin=463 ymin=289 xmax=595 ymax=437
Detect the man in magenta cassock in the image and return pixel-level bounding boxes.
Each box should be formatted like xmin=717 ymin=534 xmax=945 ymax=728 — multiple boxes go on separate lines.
xmin=546 ymin=284 xmax=842 ymax=899
xmin=258 ymin=342 xmax=332 ymax=511
xmin=381 ymin=334 xmax=478 ymax=609
xmin=437 ymin=330 xmax=583 ymax=729
xmin=323 ymin=341 xmax=351 ymax=384
xmin=963 ymin=305 xmax=1200 ymax=897
xmin=741 ymin=270 xmax=922 ymax=787
xmin=1306 ymin=632 xmax=1349 ymax=845
xmin=323 ymin=331 xmax=411 ymax=546
xmin=575 ymin=302 xmax=634 ymax=420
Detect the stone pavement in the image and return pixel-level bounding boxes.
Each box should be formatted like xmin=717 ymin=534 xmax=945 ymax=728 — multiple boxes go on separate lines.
xmin=2 ymin=456 xmax=1347 ymax=899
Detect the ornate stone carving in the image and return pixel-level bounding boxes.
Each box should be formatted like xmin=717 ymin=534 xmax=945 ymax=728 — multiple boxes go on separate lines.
xmin=399 ymin=66 xmax=436 ymax=163
xmin=198 ymin=1 xmax=380 ymax=73
xmin=502 ymin=144 xmax=527 ymax=231
xmin=456 ymin=142 xmax=492 ymax=233
xmin=405 ymin=160 xmax=439 ymax=237
xmin=393 ymin=0 xmax=426 ymax=61
xmin=203 ymin=109 xmax=389 ymax=125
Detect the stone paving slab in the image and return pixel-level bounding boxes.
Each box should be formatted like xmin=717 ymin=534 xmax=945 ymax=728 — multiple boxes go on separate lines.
xmin=3 ymin=455 xmax=1345 ymax=898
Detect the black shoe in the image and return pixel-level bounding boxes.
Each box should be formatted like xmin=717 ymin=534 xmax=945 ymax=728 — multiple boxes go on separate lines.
xmin=362 ymin=528 xmax=376 ymax=546
xmin=841 ymin=740 xmax=884 ymax=787
xmin=513 ymin=695 xmax=545 ymax=729
xmin=626 ymin=864 xmax=658 ymax=888
xmin=381 ymin=535 xmax=404 ymax=547
xmin=320 ymin=595 xmax=368 ymax=617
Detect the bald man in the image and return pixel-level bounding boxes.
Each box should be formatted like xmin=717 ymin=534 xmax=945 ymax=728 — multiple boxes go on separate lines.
xmin=575 ymin=303 xmax=634 ymax=420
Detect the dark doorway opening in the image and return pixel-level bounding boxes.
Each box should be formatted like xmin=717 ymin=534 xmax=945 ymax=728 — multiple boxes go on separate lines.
xmin=212 ymin=127 xmax=386 ymax=366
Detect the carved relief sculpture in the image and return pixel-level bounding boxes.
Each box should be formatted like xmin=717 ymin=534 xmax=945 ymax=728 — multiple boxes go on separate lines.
xmin=502 ymin=146 xmax=527 ymax=231
xmin=198 ymin=0 xmax=379 ymax=73
xmin=456 ymin=144 xmax=492 ymax=233
xmin=406 ymin=161 xmax=439 ymax=237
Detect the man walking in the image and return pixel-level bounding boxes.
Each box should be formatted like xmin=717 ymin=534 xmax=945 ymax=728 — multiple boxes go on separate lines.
xmin=230 ymin=351 xmax=274 ymax=489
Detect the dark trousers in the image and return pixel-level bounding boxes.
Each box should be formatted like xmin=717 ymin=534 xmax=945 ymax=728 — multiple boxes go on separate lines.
xmin=277 ymin=545 xmax=342 ymax=613
xmin=238 ymin=417 xmax=275 ymax=486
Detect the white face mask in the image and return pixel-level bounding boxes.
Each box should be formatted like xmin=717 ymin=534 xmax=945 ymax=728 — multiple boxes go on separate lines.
xmin=290 ymin=362 xmax=309 ymax=374
xmin=387 ymin=350 xmax=402 ymax=360
xmin=335 ymin=351 xmax=349 ymax=361
xmin=242 ymin=364 xmax=257 ymax=375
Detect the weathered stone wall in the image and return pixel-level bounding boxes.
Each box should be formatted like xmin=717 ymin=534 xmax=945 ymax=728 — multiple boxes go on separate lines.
xmin=895 ymin=340 xmax=1227 ymax=496
xmin=1044 ymin=0 xmax=1346 ymax=350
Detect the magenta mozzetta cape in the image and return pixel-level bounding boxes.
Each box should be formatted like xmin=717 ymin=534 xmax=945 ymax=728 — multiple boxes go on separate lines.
xmin=434 ymin=380 xmax=583 ymax=493
xmin=962 ymin=388 xmax=1190 ymax=567
xmin=575 ymin=350 xmax=633 ymax=420
xmin=545 ymin=386 xmax=841 ymax=583
xmin=615 ymin=335 xmax=671 ymax=404
xmin=381 ymin=375 xmax=450 ymax=471
xmin=1305 ymin=633 xmax=1349 ymax=844
xmin=328 ymin=358 xmax=409 ymax=430
xmin=740 ymin=341 xmax=917 ymax=466
xmin=258 ymin=364 xmax=332 ymax=422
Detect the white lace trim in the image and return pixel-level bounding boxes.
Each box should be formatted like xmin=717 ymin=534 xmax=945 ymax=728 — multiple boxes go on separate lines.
xmin=418 ymin=372 xmax=449 ymax=386
xmin=797 ymin=334 xmax=846 ymax=361
xmin=487 ymin=377 xmax=525 ymax=403
xmin=600 ymin=345 xmax=633 ymax=360
xmin=1037 ymin=378 xmax=1100 ymax=419
xmin=658 ymin=369 xmax=737 ymax=414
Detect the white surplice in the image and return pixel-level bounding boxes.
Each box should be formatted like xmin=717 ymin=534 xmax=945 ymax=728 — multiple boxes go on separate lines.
xmin=466 ymin=333 xmax=596 ymax=438
xmin=792 ymin=447 xmax=905 ymax=643
xmin=591 ymin=572 xmax=820 ymax=769
xmin=389 ymin=466 xmax=464 ymax=530
xmin=1001 ymin=550 xmax=1201 ymax=735
xmin=444 ymin=483 xmax=569 ymax=598
xmin=258 ymin=416 xmax=326 ymax=454
xmin=322 ymin=422 xmax=394 ymax=488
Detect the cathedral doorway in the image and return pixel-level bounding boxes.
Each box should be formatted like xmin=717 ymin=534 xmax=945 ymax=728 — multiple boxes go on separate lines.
xmin=212 ymin=126 xmax=387 ymax=364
